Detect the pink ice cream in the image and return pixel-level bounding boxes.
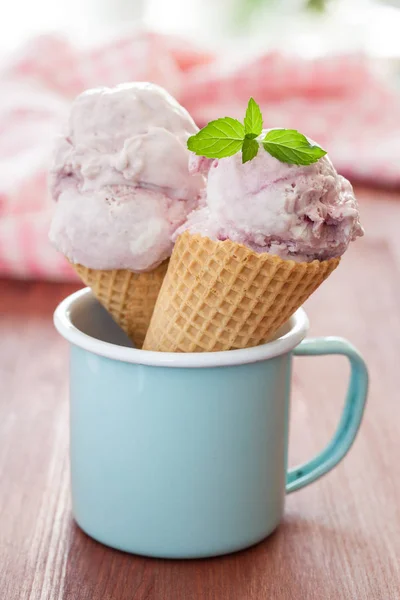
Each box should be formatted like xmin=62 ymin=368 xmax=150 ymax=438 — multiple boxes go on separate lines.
xmin=177 ymin=138 xmax=363 ymax=262
xmin=49 ymin=82 xmax=204 ymax=271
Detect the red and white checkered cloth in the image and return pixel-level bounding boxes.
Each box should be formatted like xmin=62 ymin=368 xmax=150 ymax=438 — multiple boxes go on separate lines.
xmin=0 ymin=30 xmax=398 ymax=280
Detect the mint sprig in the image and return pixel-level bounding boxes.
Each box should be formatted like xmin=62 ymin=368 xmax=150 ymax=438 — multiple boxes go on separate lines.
xmin=187 ymin=98 xmax=327 ymax=166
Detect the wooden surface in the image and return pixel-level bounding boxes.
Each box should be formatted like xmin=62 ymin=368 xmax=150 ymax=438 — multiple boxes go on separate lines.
xmin=1 ymin=187 xmax=399 ymax=600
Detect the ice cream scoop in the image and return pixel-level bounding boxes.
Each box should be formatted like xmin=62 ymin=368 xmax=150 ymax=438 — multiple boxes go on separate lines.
xmin=49 ymin=82 xmax=204 ymax=272
xmin=144 ymin=128 xmax=364 ymax=353
xmin=176 ymin=140 xmax=363 ymax=262
xmin=49 ymin=82 xmax=205 ymax=348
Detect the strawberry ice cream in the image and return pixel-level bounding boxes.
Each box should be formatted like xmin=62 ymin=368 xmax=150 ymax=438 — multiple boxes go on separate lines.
xmin=178 ymin=138 xmax=363 ymax=262
xmin=49 ymin=82 xmax=204 ymax=271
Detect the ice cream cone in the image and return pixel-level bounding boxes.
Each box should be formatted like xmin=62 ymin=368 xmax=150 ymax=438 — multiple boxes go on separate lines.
xmin=143 ymin=232 xmax=339 ymax=352
xmin=72 ymin=260 xmax=169 ymax=348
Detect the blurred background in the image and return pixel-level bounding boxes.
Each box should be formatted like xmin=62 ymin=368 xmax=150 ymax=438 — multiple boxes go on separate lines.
xmin=3 ymin=0 xmax=400 ymax=55
xmin=1 ymin=0 xmax=400 ymax=280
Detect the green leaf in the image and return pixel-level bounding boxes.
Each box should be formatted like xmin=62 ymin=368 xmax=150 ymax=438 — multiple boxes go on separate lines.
xmin=306 ymin=0 xmax=327 ymax=12
xmin=187 ymin=117 xmax=245 ymax=159
xmin=242 ymin=138 xmax=259 ymax=163
xmin=244 ymin=98 xmax=263 ymax=138
xmin=262 ymin=129 xmax=327 ymax=166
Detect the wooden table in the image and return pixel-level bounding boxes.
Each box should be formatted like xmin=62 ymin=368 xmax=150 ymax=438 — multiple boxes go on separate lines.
xmin=1 ymin=188 xmax=399 ymax=600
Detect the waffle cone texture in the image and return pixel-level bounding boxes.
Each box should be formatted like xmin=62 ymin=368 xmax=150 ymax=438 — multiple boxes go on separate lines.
xmin=143 ymin=232 xmax=340 ymax=353
xmin=71 ymin=261 xmax=169 ymax=348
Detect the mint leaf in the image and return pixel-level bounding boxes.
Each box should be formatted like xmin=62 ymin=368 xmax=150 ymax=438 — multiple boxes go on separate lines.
xmin=242 ymin=138 xmax=259 ymax=163
xmin=244 ymin=98 xmax=263 ymax=138
xmin=187 ymin=103 xmax=327 ymax=167
xmin=262 ymin=129 xmax=327 ymax=166
xmin=187 ymin=117 xmax=245 ymax=159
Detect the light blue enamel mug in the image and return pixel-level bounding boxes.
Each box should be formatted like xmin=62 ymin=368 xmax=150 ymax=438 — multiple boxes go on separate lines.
xmin=54 ymin=288 xmax=368 ymax=559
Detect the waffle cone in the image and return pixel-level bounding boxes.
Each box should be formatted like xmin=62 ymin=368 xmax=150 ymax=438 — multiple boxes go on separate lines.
xmin=71 ymin=261 xmax=169 ymax=348
xmin=143 ymin=232 xmax=339 ymax=353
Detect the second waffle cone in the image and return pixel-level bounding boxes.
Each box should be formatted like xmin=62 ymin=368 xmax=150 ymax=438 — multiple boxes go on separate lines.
xmin=72 ymin=261 xmax=169 ymax=348
xmin=143 ymin=232 xmax=339 ymax=352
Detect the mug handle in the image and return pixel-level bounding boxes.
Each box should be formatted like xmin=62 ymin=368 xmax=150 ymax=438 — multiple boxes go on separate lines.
xmin=286 ymin=337 xmax=368 ymax=494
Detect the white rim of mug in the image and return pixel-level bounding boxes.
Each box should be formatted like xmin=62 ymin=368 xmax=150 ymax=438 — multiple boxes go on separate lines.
xmin=54 ymin=288 xmax=309 ymax=368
